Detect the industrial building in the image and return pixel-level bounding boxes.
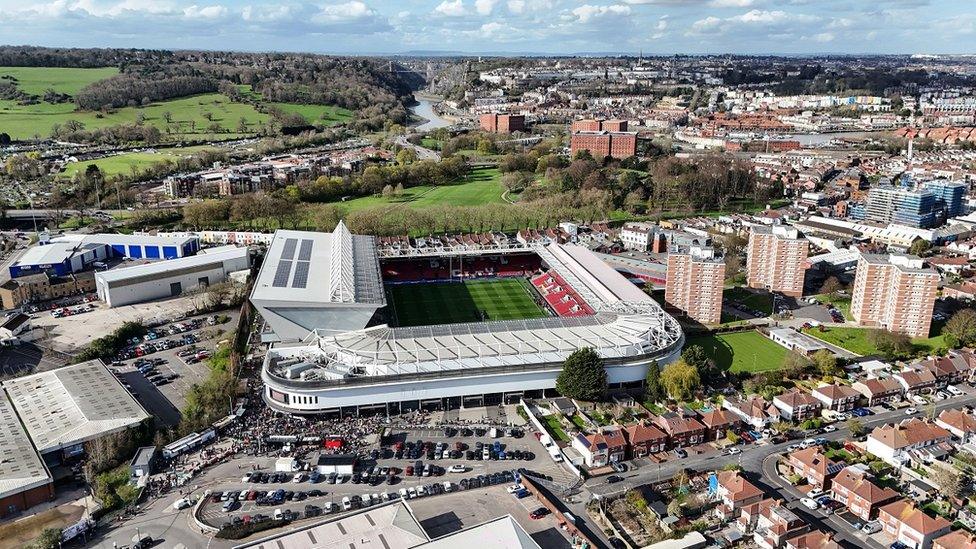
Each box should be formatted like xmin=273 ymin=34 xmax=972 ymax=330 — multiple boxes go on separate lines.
xmin=257 ymin=226 xmax=683 ymax=416
xmin=0 ymin=390 xmax=53 ymax=519
xmin=2 ymin=360 xmax=150 ymax=462
xmin=9 ymin=233 xmax=199 ymax=279
xmin=95 ymin=246 xmax=250 ymax=307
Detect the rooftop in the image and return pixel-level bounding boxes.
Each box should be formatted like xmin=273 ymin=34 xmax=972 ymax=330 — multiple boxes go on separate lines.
xmin=0 ymin=391 xmax=51 ymax=500
xmin=2 ymin=360 xmax=150 ymax=454
xmin=251 ymin=223 xmax=385 ymax=306
xmin=95 ymin=246 xmax=248 ymax=287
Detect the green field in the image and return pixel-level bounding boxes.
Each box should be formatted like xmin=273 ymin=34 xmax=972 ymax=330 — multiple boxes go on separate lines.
xmin=267 ymin=102 xmax=353 ymax=126
xmin=802 ymin=326 xmax=947 ymax=357
xmin=341 ymin=167 xmax=505 ymax=212
xmin=812 ymin=294 xmax=852 ymax=320
xmin=686 ymin=331 xmax=790 ymax=373
xmin=0 ymin=66 xmax=119 ymax=95
xmin=59 ymin=145 xmax=220 ymax=178
xmin=0 ymin=93 xmax=270 ymax=141
xmin=387 ymin=278 xmax=547 ymax=327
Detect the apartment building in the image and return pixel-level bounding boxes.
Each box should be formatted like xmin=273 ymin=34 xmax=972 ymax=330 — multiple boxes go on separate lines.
xmin=479 ymin=113 xmax=525 ymax=133
xmin=571 ymin=119 xmax=628 ymax=132
xmin=619 ymin=222 xmax=656 ymax=251
xmin=849 ymin=254 xmax=939 ymax=338
xmin=746 ymin=225 xmax=808 ymax=297
xmin=773 ymin=390 xmax=823 ymax=421
xmin=569 ymin=131 xmax=637 ymax=160
xmin=665 ymin=246 xmax=726 ymax=325
xmin=0 ymin=271 xmax=96 ymax=310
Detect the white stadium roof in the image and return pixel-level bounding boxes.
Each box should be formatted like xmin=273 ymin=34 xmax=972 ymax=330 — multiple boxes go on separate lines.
xmin=2 ymin=360 xmax=150 ymax=454
xmin=235 ymin=500 xmax=540 ymax=549
xmin=0 ymin=390 xmax=51 ymax=500
xmin=252 ymin=223 xmax=384 ymax=306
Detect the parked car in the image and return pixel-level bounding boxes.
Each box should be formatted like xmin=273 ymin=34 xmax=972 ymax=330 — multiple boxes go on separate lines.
xmin=862 ymin=521 xmax=882 ymax=534
xmin=529 ymin=507 xmax=550 ymax=520
xmin=799 ymin=498 xmax=819 ymax=510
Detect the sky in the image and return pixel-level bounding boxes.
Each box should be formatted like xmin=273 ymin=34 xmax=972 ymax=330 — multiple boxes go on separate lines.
xmin=0 ymin=0 xmax=973 ymax=55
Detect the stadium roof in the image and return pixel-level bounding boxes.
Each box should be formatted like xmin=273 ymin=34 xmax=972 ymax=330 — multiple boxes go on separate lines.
xmin=2 ymin=360 xmax=150 ymax=454
xmin=251 ymin=223 xmax=384 ymax=306
xmin=95 ymin=246 xmax=248 ymax=287
xmin=0 ymin=391 xmax=51 ymax=500
xmin=234 ymin=500 xmax=540 ymax=549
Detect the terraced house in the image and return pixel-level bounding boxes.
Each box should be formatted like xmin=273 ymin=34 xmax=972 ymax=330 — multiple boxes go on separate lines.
xmin=866 ymin=419 xmax=952 ymax=466
xmin=773 ymin=390 xmax=823 ymax=422
xmin=786 ymin=447 xmax=845 ymax=489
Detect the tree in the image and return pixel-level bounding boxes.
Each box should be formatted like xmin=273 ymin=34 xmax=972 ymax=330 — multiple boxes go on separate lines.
xmin=667 ymin=498 xmax=684 ymax=518
xmin=162 ymin=111 xmax=173 ymax=123
xmin=846 ymin=418 xmax=865 ymax=438
xmin=944 ymin=309 xmax=976 ymax=348
xmin=30 ymin=528 xmax=62 ymax=549
xmin=660 ymin=359 xmax=700 ymax=401
xmin=868 ymin=329 xmax=913 ymax=359
xmin=555 ymin=348 xmax=607 ymax=401
xmin=645 ymin=360 xmax=664 ymax=403
xmin=681 ymin=345 xmax=713 ymax=377
xmin=908 ymin=239 xmax=931 ymax=256
xmin=930 ymin=466 xmax=962 ymax=500
xmin=812 ymin=350 xmax=840 ymax=378
xmin=782 ymin=351 xmax=812 ymax=380
xmin=382 ymin=184 xmax=395 ymax=199
xmin=820 ymin=276 xmax=843 ymax=299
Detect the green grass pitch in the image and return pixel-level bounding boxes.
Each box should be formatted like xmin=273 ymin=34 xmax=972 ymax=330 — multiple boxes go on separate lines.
xmin=387 ymin=278 xmax=548 ymax=327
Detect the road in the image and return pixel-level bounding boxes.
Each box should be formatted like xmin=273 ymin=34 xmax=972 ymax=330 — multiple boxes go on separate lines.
xmin=394 ymin=135 xmax=441 ymax=162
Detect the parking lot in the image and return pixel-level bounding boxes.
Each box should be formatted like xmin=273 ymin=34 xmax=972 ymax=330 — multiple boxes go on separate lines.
xmin=0 ymin=341 xmax=68 ymax=377
xmin=109 ymin=310 xmax=239 ymax=424
xmin=196 ymin=424 xmax=574 ymax=529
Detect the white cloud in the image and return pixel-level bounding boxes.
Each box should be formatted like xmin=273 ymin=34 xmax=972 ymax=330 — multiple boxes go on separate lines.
xmin=813 ymin=31 xmax=834 ymax=42
xmin=690 ymin=15 xmax=722 ymax=32
xmin=434 ymin=0 xmax=466 ymax=16
xmin=572 ymin=4 xmax=631 ymax=23
xmin=316 ymin=1 xmax=374 ymax=21
xmin=655 ymin=16 xmax=668 ymax=30
xmin=182 ymin=4 xmax=227 ymax=18
xmin=474 ymin=0 xmax=497 ymax=15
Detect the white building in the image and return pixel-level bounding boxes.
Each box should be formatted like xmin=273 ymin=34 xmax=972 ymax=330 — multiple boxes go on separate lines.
xmin=95 ymin=246 xmax=250 ymax=307
xmin=619 ymin=222 xmax=656 ymax=251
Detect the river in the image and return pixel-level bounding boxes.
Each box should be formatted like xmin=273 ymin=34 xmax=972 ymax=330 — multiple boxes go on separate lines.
xmin=410 ymin=95 xmax=451 ymax=131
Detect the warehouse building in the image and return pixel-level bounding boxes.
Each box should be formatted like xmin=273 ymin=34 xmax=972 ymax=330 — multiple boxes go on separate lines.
xmin=0 ymin=390 xmax=53 ymax=519
xmin=95 ymin=246 xmax=250 ymax=307
xmin=2 ymin=360 xmax=150 ymax=463
xmin=9 ymin=233 xmax=200 ymax=280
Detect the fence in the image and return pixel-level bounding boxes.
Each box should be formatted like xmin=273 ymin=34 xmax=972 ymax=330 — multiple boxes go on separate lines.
xmin=519 ymin=399 xmax=584 ymax=479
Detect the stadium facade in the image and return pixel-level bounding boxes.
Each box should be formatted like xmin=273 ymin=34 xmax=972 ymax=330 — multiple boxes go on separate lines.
xmin=254 ymin=224 xmax=684 ymax=416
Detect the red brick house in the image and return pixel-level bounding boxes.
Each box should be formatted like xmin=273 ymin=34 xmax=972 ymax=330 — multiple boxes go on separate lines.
xmin=786 ymin=447 xmax=845 ymax=489
xmin=773 ymin=390 xmax=823 ymax=421
xmin=878 ymin=499 xmax=952 ymax=549
xmin=934 ymin=530 xmax=976 ymax=549
xmin=714 ymin=471 xmax=764 ymax=518
xmin=653 ymin=411 xmax=706 ymax=448
xmin=699 ymin=409 xmax=742 ymax=441
xmin=852 ymin=378 xmax=903 ymax=406
xmin=785 ymin=530 xmax=841 ymax=549
xmin=622 ymin=422 xmax=668 ymax=458
xmin=830 ymin=465 xmax=900 ymax=521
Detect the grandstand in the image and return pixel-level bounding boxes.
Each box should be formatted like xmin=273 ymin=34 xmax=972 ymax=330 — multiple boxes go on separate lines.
xmin=255 ymin=226 xmax=684 ymax=416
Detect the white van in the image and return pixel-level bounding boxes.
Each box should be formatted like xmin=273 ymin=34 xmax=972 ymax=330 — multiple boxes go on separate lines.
xmin=342 ymin=496 xmax=352 ymax=511
xmin=274 ymin=508 xmax=284 ymax=520
xmin=443 ymin=481 xmax=454 ymax=493
xmin=324 ymin=502 xmax=337 ymax=513
xmin=399 ymin=488 xmax=410 ymax=499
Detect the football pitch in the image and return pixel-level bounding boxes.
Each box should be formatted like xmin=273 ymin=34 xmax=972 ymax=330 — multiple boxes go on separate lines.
xmin=387 ymin=279 xmax=548 ymax=327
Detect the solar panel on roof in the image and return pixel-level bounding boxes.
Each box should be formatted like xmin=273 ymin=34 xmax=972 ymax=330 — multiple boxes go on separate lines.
xmin=298 ymin=239 xmax=313 ymax=261
xmin=292 ymin=261 xmax=310 ymax=288
xmin=281 ymin=238 xmax=298 ymax=260
xmin=272 ymin=260 xmax=293 ymax=287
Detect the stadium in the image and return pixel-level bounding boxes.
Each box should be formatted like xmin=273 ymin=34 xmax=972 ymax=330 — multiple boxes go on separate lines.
xmin=252 ymin=223 xmax=684 ymax=416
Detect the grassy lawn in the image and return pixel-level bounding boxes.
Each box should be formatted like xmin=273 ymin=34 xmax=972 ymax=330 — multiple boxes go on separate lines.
xmin=59 ymin=145 xmax=220 ymax=178
xmin=802 ymin=325 xmax=948 ymax=357
xmin=267 ymin=102 xmax=352 ymax=126
xmin=421 ymin=138 xmax=443 ymax=150
xmin=812 ymin=294 xmax=852 ymax=320
xmin=341 ymin=166 xmax=505 ymax=213
xmin=686 ymin=330 xmax=790 ymax=373
xmin=386 ymin=278 xmax=547 ymax=327
xmin=724 ymin=287 xmax=773 ymax=315
xmin=0 ymin=66 xmax=119 ymax=95
xmin=542 ymin=415 xmax=569 ymax=442
xmin=569 ymin=415 xmax=588 ymax=430
xmin=0 ymin=93 xmax=270 ymax=141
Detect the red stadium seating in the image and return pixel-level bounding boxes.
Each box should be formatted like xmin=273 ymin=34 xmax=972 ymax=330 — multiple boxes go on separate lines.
xmin=530 ymin=271 xmax=594 ymax=317
xmin=382 ymin=254 xmax=542 ymax=283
